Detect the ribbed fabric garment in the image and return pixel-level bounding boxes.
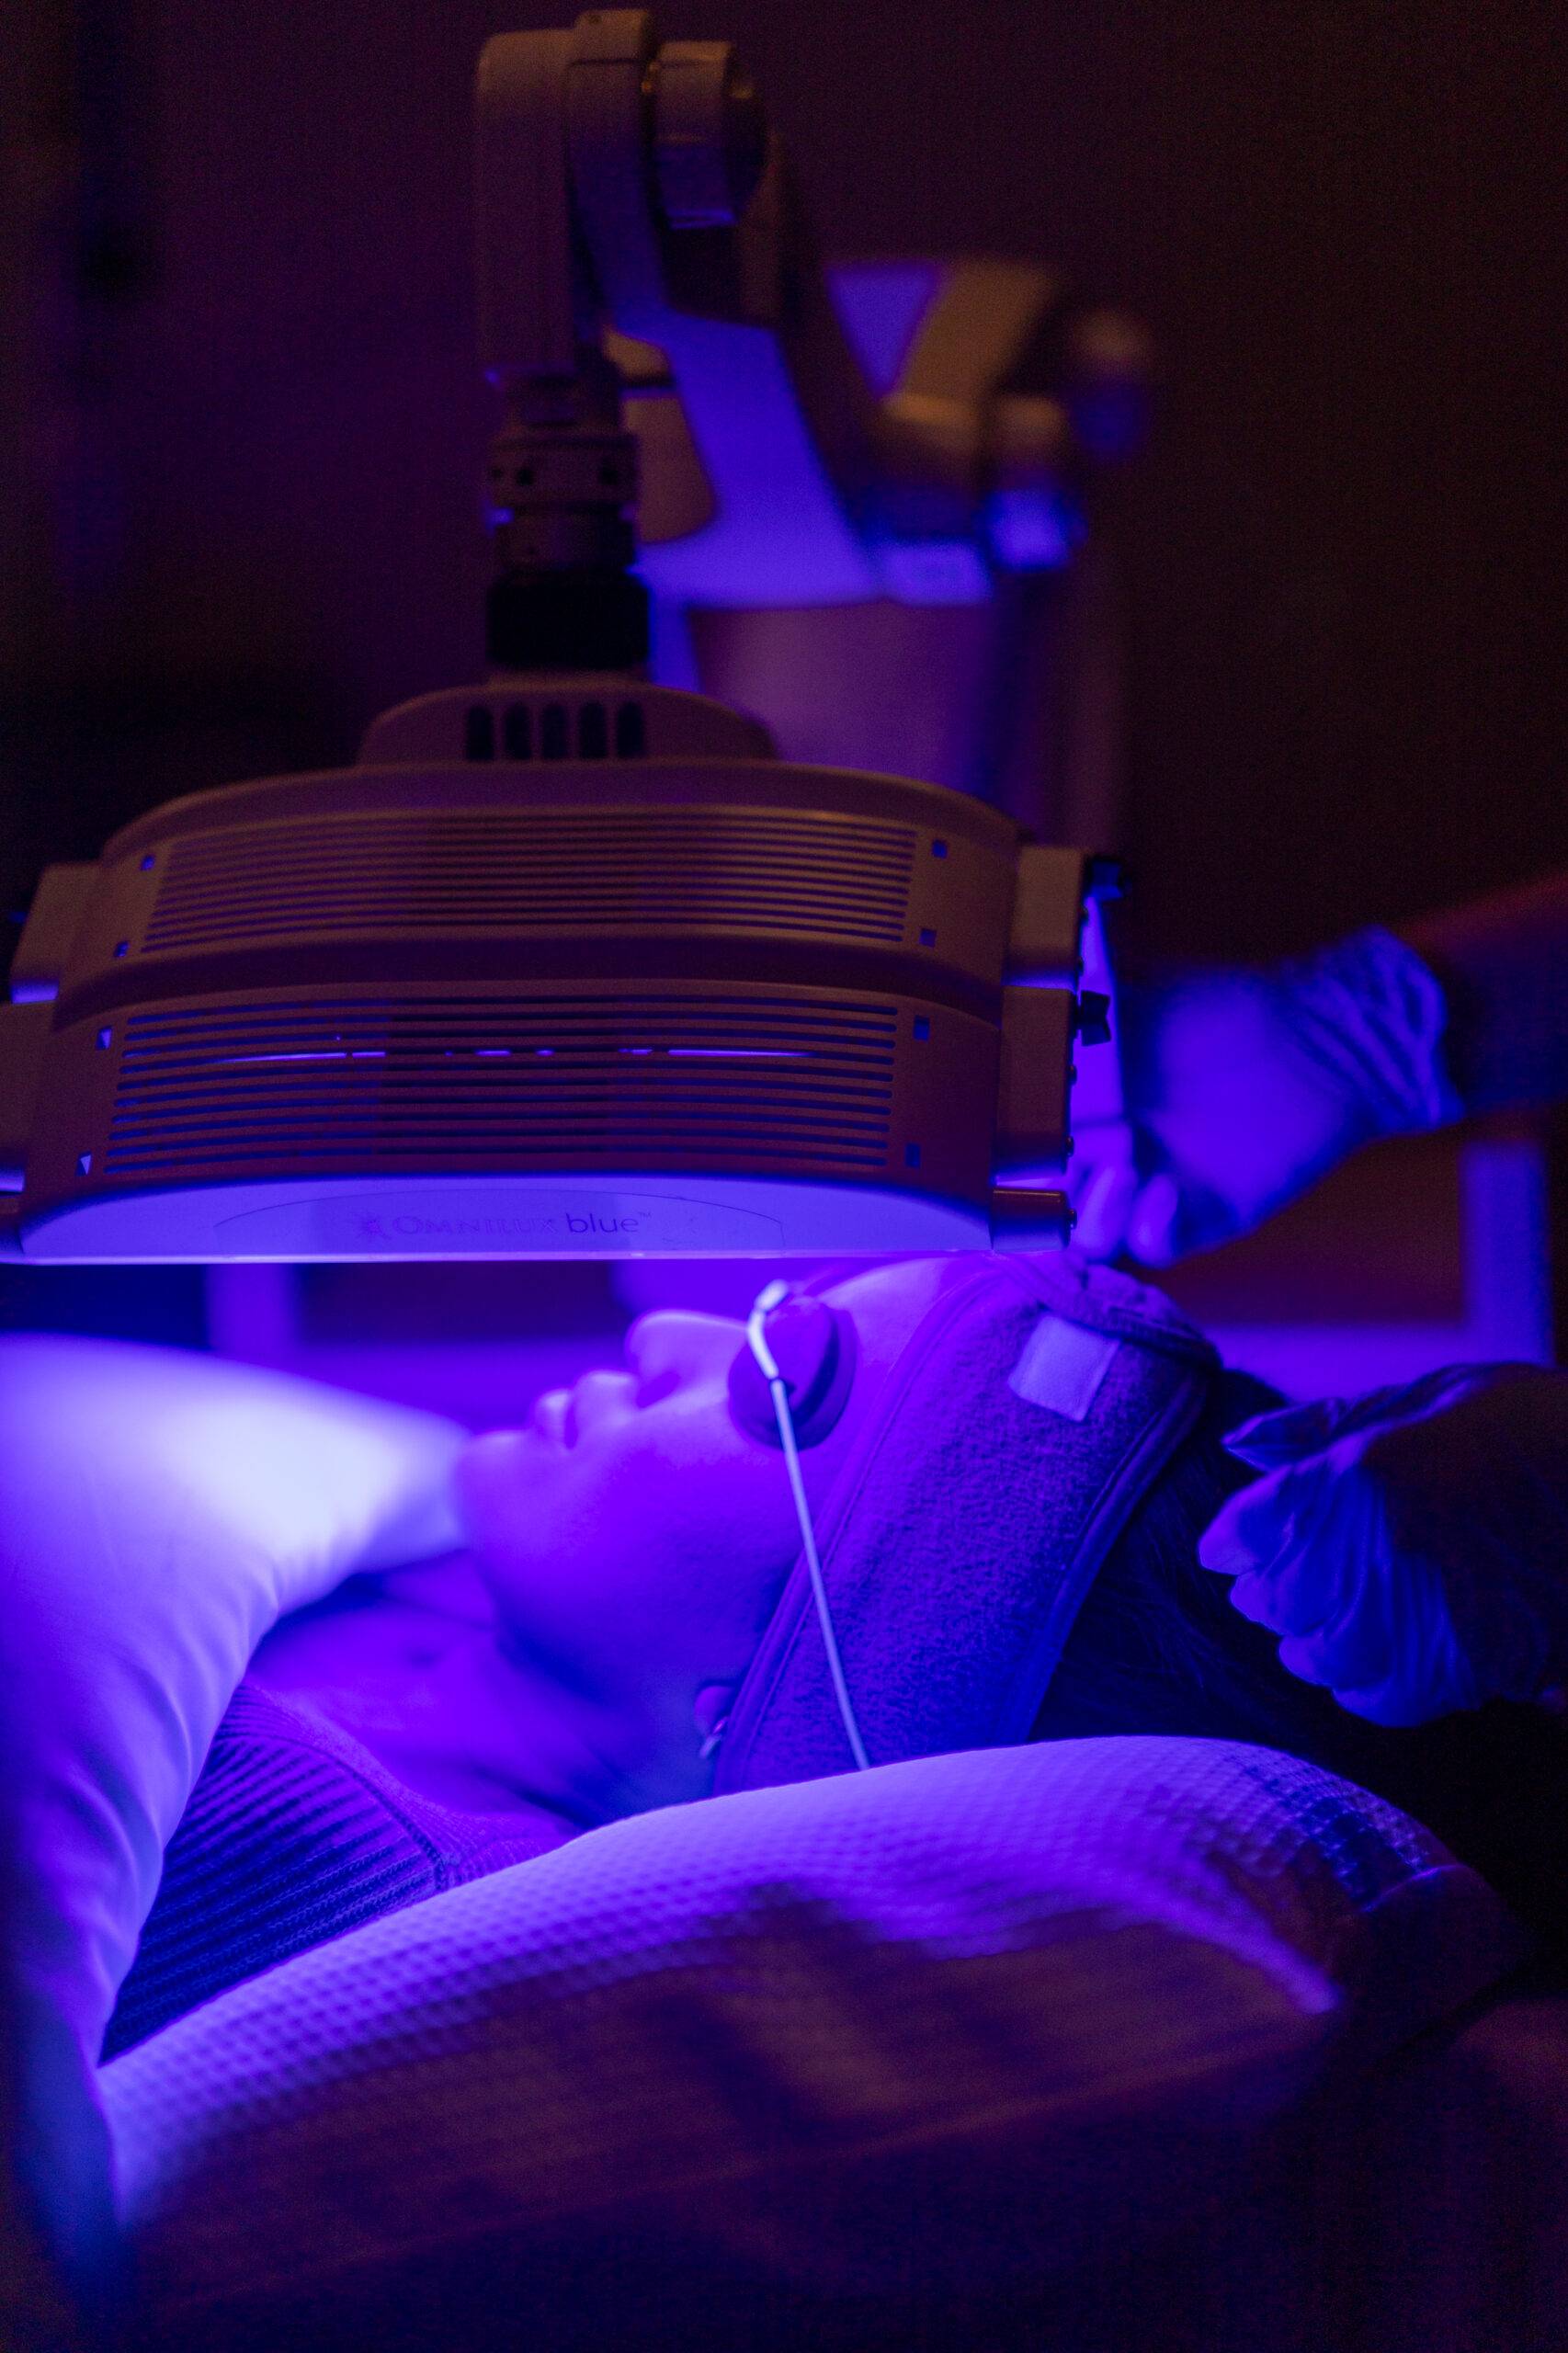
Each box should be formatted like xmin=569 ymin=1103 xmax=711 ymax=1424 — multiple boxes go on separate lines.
xmin=102 ymin=1682 xmax=575 ymax=2061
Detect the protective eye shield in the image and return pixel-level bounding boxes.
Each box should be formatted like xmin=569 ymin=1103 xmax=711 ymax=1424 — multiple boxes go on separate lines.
xmin=726 ymin=1285 xmax=858 ymax=1449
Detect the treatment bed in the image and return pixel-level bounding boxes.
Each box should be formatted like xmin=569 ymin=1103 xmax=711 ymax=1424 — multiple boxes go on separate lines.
xmin=2 ymin=1329 xmax=1565 ymax=2353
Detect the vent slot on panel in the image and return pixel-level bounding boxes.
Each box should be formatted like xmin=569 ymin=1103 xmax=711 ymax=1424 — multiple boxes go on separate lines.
xmin=104 ymin=995 xmax=898 ymax=1180
xmin=142 ymin=814 xmax=916 ymax=950
xmin=461 ymin=700 xmax=644 ymax=762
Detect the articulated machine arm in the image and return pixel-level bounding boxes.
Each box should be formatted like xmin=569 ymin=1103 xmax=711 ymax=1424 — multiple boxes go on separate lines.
xmin=474 ymin=9 xmax=1146 ymax=640
xmin=0 ymin=10 xmax=1129 ymax=1265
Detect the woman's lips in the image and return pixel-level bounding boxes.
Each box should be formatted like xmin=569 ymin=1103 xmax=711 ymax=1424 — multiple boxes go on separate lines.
xmin=540 ymin=1368 xmax=642 ymax=1449
xmin=530 ymin=1389 xmax=572 ymax=1447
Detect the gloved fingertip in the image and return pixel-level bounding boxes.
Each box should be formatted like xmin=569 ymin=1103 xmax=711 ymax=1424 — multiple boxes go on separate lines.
xmin=1277 ymin=1633 xmax=1340 ymax=1688
xmin=1072 ymin=1163 xmax=1136 ymax=1261
xmin=1127 ymin=1175 xmax=1179 ymax=1267
xmin=1327 ymin=1685 xmax=1438 ymax=1729
xmin=1221 ymin=1431 xmax=1293 ymax=1472
xmin=1196 ymin=1511 xmax=1256 ymax=1577
xmin=1226 ymin=1571 xmax=1286 ymax=1627
xmin=1221 ymin=1398 xmax=1349 ymax=1471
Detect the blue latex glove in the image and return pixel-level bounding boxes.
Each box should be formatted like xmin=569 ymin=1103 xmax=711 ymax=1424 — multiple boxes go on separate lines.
xmin=1199 ymin=1365 xmax=1568 ymax=1725
xmin=1069 ymin=927 xmax=1463 ymax=1264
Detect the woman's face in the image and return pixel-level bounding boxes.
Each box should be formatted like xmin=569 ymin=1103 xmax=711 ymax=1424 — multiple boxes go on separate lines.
xmin=453 ymin=1258 xmax=961 ymax=1731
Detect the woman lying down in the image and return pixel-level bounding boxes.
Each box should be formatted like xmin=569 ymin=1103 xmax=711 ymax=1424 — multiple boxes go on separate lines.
xmin=90 ymin=1252 xmax=1568 ymax=2059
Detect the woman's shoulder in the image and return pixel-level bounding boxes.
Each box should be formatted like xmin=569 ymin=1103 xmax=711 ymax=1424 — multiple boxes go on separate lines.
xmin=103 ymin=1672 xmax=571 ymax=2062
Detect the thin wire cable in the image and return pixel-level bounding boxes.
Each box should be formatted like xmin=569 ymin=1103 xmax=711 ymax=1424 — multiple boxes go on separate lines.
xmin=745 ymin=1281 xmax=870 ymax=1771
xmin=767 ymin=1372 xmax=870 ymax=1770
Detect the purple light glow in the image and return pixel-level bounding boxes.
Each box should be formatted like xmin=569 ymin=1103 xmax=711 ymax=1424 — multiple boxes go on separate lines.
xmin=219 ymin=1051 xmax=352 ymax=1067
xmin=196 ymin=1042 xmax=808 ymax=1074
xmin=205 ymin=1047 xmax=391 ymax=1069
xmin=611 ymin=1047 xmax=812 ymax=1060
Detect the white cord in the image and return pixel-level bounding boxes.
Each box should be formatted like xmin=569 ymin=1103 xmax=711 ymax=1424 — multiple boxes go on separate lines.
xmin=768 ymin=1374 xmax=872 ymax=1771
xmin=746 ymin=1280 xmax=871 ymax=1772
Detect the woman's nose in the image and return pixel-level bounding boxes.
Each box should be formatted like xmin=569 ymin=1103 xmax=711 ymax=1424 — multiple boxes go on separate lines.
xmin=625 ymin=1311 xmax=744 ymax=1403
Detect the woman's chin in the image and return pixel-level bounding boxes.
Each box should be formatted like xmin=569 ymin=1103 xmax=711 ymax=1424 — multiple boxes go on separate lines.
xmin=453 ymin=1427 xmax=541 ymax=1545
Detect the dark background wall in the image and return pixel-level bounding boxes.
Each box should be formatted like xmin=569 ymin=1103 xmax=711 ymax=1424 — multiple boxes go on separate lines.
xmin=6 ymin=0 xmax=1563 ymax=951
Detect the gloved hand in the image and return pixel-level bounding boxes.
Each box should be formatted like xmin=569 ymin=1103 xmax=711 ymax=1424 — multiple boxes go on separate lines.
xmin=1069 ymin=927 xmax=1463 ymax=1263
xmin=1198 ymin=1364 xmax=1568 ymax=1725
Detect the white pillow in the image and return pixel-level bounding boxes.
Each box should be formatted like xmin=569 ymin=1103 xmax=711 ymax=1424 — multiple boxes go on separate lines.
xmin=102 ymin=1736 xmax=1525 ymax=2348
xmin=0 ymin=1335 xmax=467 ymax=2289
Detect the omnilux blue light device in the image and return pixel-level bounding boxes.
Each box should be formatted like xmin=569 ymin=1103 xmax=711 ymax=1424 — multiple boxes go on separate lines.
xmin=0 ymin=9 xmax=1133 ymax=1264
